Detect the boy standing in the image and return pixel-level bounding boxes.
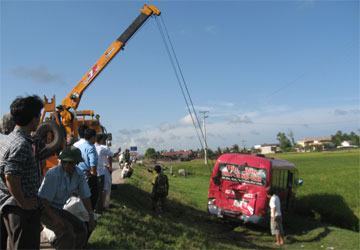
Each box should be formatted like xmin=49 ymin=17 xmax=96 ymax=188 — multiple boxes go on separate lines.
xmin=151 ymin=165 xmax=169 ymax=215
xmin=268 ymin=189 xmax=285 ymax=246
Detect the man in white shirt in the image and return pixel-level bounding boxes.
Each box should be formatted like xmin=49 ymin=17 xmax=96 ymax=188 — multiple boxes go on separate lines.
xmin=73 ymin=125 xmax=88 ymax=148
xmin=94 ymin=134 xmax=120 ymax=212
xmin=268 ymin=188 xmax=285 ymax=246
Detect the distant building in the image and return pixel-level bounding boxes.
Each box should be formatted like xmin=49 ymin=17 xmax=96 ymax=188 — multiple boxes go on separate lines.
xmin=161 ymin=150 xmax=194 ymax=161
xmin=297 ymin=136 xmax=332 ymax=151
xmin=253 ymin=144 xmax=280 ymax=154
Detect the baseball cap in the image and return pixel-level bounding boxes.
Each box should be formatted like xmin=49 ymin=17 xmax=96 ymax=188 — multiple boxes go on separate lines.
xmin=59 ymin=146 xmax=83 ymax=163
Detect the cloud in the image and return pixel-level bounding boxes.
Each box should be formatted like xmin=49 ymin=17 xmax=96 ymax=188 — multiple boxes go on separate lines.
xmin=134 ymin=137 xmax=150 ymax=147
xmin=251 ymin=130 xmax=260 ymax=135
xmin=169 ymin=133 xmax=181 ymax=140
xmin=228 ymin=115 xmax=253 ymax=124
xmin=11 ymin=66 xmax=64 ymax=84
xmin=179 ymin=114 xmax=195 ymax=126
xmin=110 ymin=104 xmax=360 ymax=154
xmin=152 ymin=137 xmax=165 ymax=144
xmin=193 ymin=105 xmax=214 ymax=111
xmin=334 ymin=109 xmax=360 ymax=116
xmin=205 ymin=25 xmax=217 ymax=35
xmin=218 ymin=102 xmax=235 ymax=107
xmin=118 ymin=128 xmax=142 ymax=135
xmin=158 ymin=122 xmax=178 ymax=132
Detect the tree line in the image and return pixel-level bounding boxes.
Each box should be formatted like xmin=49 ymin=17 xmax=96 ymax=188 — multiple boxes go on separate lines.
xmin=143 ymin=130 xmax=359 ymax=159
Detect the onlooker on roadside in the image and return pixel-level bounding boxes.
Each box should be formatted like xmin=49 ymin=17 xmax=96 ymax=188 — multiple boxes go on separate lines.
xmin=94 ymin=134 xmax=113 ymax=214
xmin=0 ymin=113 xmax=15 ymax=136
xmin=0 ymin=95 xmax=43 ymax=249
xmin=73 ymin=125 xmax=88 ymax=148
xmin=76 ymin=128 xmax=98 ymax=209
xmin=124 ymin=149 xmax=131 ymax=165
xmin=118 ymin=151 xmax=125 ymax=167
xmin=0 ymin=113 xmax=16 ymax=249
xmin=103 ymin=145 xmax=120 ymax=209
xmin=121 ymin=163 xmax=131 ymax=179
xmin=151 ymin=165 xmax=169 ymax=215
xmin=268 ymin=188 xmax=285 ymax=246
xmin=38 ymin=146 xmax=95 ymax=249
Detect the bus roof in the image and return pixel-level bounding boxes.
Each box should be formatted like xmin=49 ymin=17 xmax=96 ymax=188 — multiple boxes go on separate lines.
xmin=270 ymin=158 xmax=296 ymax=170
xmin=216 ymin=153 xmax=296 ymax=170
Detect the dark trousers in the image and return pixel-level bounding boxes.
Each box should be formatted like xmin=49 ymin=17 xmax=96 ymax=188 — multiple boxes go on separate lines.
xmin=0 ymin=216 xmax=7 ymax=250
xmin=151 ymin=194 xmax=166 ymax=214
xmin=96 ymin=175 xmax=105 ymax=214
xmin=2 ymin=206 xmax=40 ymax=250
xmin=87 ymin=175 xmax=98 ymax=210
xmin=41 ymin=208 xmax=87 ymax=249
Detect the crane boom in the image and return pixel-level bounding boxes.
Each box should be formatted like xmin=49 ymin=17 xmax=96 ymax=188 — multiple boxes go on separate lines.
xmin=61 ymin=4 xmax=160 ymax=110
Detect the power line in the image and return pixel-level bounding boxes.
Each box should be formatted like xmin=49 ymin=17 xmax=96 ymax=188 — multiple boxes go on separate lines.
xmin=154 ymin=16 xmax=205 ymax=150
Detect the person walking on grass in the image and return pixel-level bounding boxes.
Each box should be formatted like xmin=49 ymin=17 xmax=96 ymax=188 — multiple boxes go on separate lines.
xmin=268 ymin=188 xmax=285 ymax=246
xmin=151 ymin=165 xmax=169 ymax=215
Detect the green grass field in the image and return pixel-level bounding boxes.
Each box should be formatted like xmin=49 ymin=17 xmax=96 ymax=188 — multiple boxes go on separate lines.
xmin=89 ymin=150 xmax=360 ymax=249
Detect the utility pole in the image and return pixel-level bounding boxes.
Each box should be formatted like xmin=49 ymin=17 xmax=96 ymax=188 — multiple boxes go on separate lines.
xmin=199 ymin=111 xmax=209 ymax=165
xmin=241 ymin=139 xmax=247 ymax=150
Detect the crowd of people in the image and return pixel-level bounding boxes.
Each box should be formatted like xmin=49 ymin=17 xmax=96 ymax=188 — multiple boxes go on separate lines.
xmin=0 ymin=94 xmax=121 ymax=249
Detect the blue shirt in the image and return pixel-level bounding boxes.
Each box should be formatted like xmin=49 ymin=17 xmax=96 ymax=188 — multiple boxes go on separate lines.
xmin=38 ymin=165 xmax=91 ymax=209
xmin=76 ymin=140 xmax=98 ymax=172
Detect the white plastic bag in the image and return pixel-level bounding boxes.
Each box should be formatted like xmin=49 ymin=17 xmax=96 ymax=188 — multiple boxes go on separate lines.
xmin=63 ymin=196 xmax=90 ymax=222
xmin=41 ymin=227 xmax=56 ymax=243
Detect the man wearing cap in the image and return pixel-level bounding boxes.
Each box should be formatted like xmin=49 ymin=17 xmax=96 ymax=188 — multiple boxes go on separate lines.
xmin=38 ymin=146 xmax=95 ymax=249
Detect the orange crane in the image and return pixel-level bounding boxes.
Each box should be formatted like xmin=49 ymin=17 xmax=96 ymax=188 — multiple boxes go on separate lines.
xmin=39 ymin=4 xmax=161 ymax=171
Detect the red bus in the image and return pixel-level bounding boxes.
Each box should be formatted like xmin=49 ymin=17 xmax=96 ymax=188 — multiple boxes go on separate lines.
xmin=208 ymin=153 xmax=302 ymax=225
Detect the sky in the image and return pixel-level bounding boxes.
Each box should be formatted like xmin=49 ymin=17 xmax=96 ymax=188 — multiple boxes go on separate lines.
xmin=0 ymin=0 xmax=359 ymax=153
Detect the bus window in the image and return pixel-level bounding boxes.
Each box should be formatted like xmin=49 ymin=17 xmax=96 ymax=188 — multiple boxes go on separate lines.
xmin=287 ymin=172 xmax=293 ymax=189
xmin=282 ymin=170 xmax=288 ymax=189
xmin=271 ymin=170 xmax=279 ymax=191
xmin=219 ymin=163 xmax=267 ymax=186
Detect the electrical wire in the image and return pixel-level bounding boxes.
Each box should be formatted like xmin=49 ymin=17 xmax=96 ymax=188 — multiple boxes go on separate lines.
xmin=159 ymin=15 xmax=206 ymax=144
xmin=154 ymin=16 xmax=204 ymax=151
xmin=155 ymin=16 xmax=215 ymax=173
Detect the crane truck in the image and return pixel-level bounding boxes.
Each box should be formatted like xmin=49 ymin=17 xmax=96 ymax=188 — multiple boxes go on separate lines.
xmin=38 ymin=4 xmax=161 ymax=172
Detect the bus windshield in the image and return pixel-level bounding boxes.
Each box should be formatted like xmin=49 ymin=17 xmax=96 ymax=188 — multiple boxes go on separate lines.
xmin=219 ymin=163 xmax=267 ymax=186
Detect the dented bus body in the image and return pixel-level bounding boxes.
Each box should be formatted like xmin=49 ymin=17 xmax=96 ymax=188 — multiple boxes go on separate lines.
xmin=207 ymin=153 xmax=301 ymax=225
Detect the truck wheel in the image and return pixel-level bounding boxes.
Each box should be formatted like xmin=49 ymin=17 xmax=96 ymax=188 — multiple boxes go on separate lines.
xmin=34 ymin=121 xmax=65 ymax=160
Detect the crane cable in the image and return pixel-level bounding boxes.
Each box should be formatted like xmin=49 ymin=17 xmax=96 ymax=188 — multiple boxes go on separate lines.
xmin=154 ymin=16 xmax=205 ymax=151
xmin=158 ymin=16 xmax=207 ymax=146
xmin=155 ymin=16 xmax=214 ymax=173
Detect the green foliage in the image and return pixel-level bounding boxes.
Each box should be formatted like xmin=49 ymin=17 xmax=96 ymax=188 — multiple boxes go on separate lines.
xmin=331 ymin=130 xmax=360 ymax=146
xmin=272 ymin=150 xmax=359 ymax=227
xmin=145 ymin=147 xmax=157 ymax=159
xmin=215 ymin=147 xmax=222 ymax=156
xmin=231 ymin=144 xmax=240 ymax=152
xmin=277 ymin=132 xmax=293 ymax=152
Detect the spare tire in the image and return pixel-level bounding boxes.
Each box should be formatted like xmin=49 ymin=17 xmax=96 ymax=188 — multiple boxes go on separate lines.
xmin=34 ymin=121 xmax=65 ymax=160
